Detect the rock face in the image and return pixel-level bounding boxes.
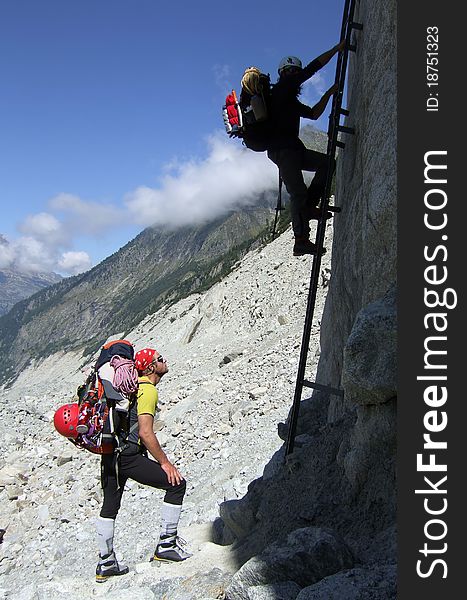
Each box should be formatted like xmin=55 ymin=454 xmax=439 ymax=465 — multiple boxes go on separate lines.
xmin=319 ymin=0 xmax=397 ymax=536
xmin=318 ymin=0 xmax=397 ymax=415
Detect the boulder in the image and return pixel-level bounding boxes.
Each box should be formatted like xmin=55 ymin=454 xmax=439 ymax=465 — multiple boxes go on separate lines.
xmin=247 ymin=581 xmax=302 ymax=600
xmin=342 ymin=400 xmax=396 ymax=495
xmin=225 ymin=527 xmax=354 ymax=599
xmin=219 ymin=497 xmax=257 ymax=541
xmin=0 ymin=464 xmax=28 ymax=487
xmin=342 ymin=288 xmax=396 ymax=407
xmin=295 ymin=564 xmax=396 ymax=599
xmin=150 ymin=568 xmax=232 ymax=599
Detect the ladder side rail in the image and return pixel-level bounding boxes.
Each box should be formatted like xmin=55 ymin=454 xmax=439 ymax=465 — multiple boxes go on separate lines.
xmin=285 ymin=0 xmax=357 ymax=456
xmin=327 ymin=9 xmax=354 ymax=156
xmin=319 ymin=0 xmax=357 ymax=260
xmin=326 ymin=0 xmax=352 ymax=153
xmin=340 ymin=0 xmax=351 ymax=31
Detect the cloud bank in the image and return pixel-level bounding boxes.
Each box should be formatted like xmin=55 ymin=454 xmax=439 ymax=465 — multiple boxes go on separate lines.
xmin=1 ymin=133 xmax=277 ymax=276
xmin=125 ymin=134 xmax=277 ymax=228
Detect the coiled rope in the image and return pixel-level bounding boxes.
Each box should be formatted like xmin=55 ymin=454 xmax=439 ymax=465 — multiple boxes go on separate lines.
xmin=110 ymin=355 xmax=139 ymax=395
xmin=241 ymin=67 xmax=262 ymax=95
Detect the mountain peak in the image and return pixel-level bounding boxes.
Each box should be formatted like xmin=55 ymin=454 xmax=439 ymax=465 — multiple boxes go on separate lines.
xmin=0 ymin=265 xmax=62 ymax=318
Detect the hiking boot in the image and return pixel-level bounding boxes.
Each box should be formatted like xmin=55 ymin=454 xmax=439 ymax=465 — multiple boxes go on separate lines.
xmin=293 ymin=238 xmax=327 ymax=257
xmin=95 ymin=551 xmax=129 ymax=582
xmin=151 ymin=534 xmax=193 ymax=563
xmin=307 ymin=206 xmax=333 ymax=221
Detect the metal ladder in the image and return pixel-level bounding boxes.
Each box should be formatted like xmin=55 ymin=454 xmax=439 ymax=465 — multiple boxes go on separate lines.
xmin=285 ymin=0 xmax=362 ymax=456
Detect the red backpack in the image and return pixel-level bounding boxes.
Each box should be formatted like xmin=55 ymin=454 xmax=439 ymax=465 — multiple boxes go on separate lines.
xmin=222 ymin=69 xmax=272 ymax=152
xmin=54 ymin=340 xmax=138 ymax=454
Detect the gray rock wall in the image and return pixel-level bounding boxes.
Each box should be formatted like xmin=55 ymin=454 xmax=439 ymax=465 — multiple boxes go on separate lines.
xmin=312 ymin=0 xmax=398 ymax=551
xmin=317 ymin=0 xmax=397 ymax=422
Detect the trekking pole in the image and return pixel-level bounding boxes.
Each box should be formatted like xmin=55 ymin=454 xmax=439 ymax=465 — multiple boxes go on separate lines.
xmin=271 ymin=173 xmax=283 ymax=240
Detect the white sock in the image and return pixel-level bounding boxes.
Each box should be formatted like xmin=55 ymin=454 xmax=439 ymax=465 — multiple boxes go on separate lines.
xmin=159 ymin=502 xmax=182 ymax=543
xmin=96 ymin=517 xmax=115 ymax=558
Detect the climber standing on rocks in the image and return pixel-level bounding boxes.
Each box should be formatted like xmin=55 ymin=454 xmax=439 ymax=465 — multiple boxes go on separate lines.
xmin=267 ymin=40 xmax=345 ymax=256
xmin=96 ymin=347 xmax=191 ymax=582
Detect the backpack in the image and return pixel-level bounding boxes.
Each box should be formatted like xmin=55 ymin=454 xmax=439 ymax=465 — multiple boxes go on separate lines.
xmin=54 ymin=339 xmax=139 ymax=455
xmin=223 ymin=68 xmax=272 ymax=152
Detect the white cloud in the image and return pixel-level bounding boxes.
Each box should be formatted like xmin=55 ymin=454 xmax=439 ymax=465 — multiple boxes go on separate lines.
xmin=1 ymin=194 xmax=127 ymax=275
xmin=0 ymin=241 xmax=15 ymax=269
xmin=0 ymin=234 xmax=92 ymax=277
xmin=5 ymin=236 xmax=56 ymax=274
xmin=58 ymin=251 xmax=92 ymax=275
xmin=49 ymin=193 xmax=127 ymax=233
xmin=5 ymin=130 xmax=277 ymax=276
xmin=125 ymin=133 xmax=277 ymax=228
xmin=19 ymin=212 xmax=68 ymax=246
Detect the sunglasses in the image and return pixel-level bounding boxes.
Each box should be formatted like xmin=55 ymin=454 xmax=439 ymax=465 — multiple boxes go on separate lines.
xmin=153 ymin=355 xmax=166 ymax=364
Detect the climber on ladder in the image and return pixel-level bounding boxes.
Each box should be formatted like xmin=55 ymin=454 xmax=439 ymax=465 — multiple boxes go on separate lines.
xmin=285 ymin=0 xmax=363 ymax=457
xmin=266 ymin=40 xmax=346 ymax=256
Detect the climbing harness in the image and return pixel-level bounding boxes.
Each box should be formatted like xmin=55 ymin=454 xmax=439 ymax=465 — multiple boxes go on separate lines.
xmin=285 ymin=0 xmax=363 ymax=456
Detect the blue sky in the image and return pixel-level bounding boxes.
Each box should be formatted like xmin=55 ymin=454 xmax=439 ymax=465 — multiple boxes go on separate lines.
xmin=0 ymin=0 xmax=344 ymax=275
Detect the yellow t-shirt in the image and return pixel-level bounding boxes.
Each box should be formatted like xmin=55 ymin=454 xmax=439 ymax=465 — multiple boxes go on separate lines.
xmin=125 ymin=376 xmax=158 ymax=445
xmin=137 ymin=375 xmax=158 ymax=416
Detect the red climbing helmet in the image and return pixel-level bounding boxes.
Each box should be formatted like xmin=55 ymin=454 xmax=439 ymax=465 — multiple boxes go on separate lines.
xmin=54 ymin=403 xmax=80 ymax=439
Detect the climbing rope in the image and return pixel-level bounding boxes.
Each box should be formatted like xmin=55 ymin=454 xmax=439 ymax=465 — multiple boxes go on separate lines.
xmin=110 ymin=355 xmax=139 ymax=395
xmin=241 ymin=67 xmax=263 ymax=95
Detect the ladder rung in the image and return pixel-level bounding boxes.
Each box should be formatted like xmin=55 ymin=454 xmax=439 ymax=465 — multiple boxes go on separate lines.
xmin=350 ymin=21 xmax=363 ymax=30
xmin=327 ymin=205 xmax=341 ymax=213
xmin=302 ymin=380 xmax=344 ymax=397
xmin=338 ymin=125 xmax=355 ymax=135
xmin=336 ymin=140 xmax=346 ymax=149
xmin=340 ymin=108 xmax=350 ymax=116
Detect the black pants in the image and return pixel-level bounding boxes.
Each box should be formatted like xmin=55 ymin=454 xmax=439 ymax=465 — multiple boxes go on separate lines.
xmin=268 ymin=146 xmax=334 ymax=238
xmin=100 ymin=446 xmax=187 ymax=519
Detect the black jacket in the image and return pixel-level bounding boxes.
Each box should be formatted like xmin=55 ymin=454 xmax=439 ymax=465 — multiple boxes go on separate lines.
xmin=268 ymin=58 xmax=322 ymax=151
